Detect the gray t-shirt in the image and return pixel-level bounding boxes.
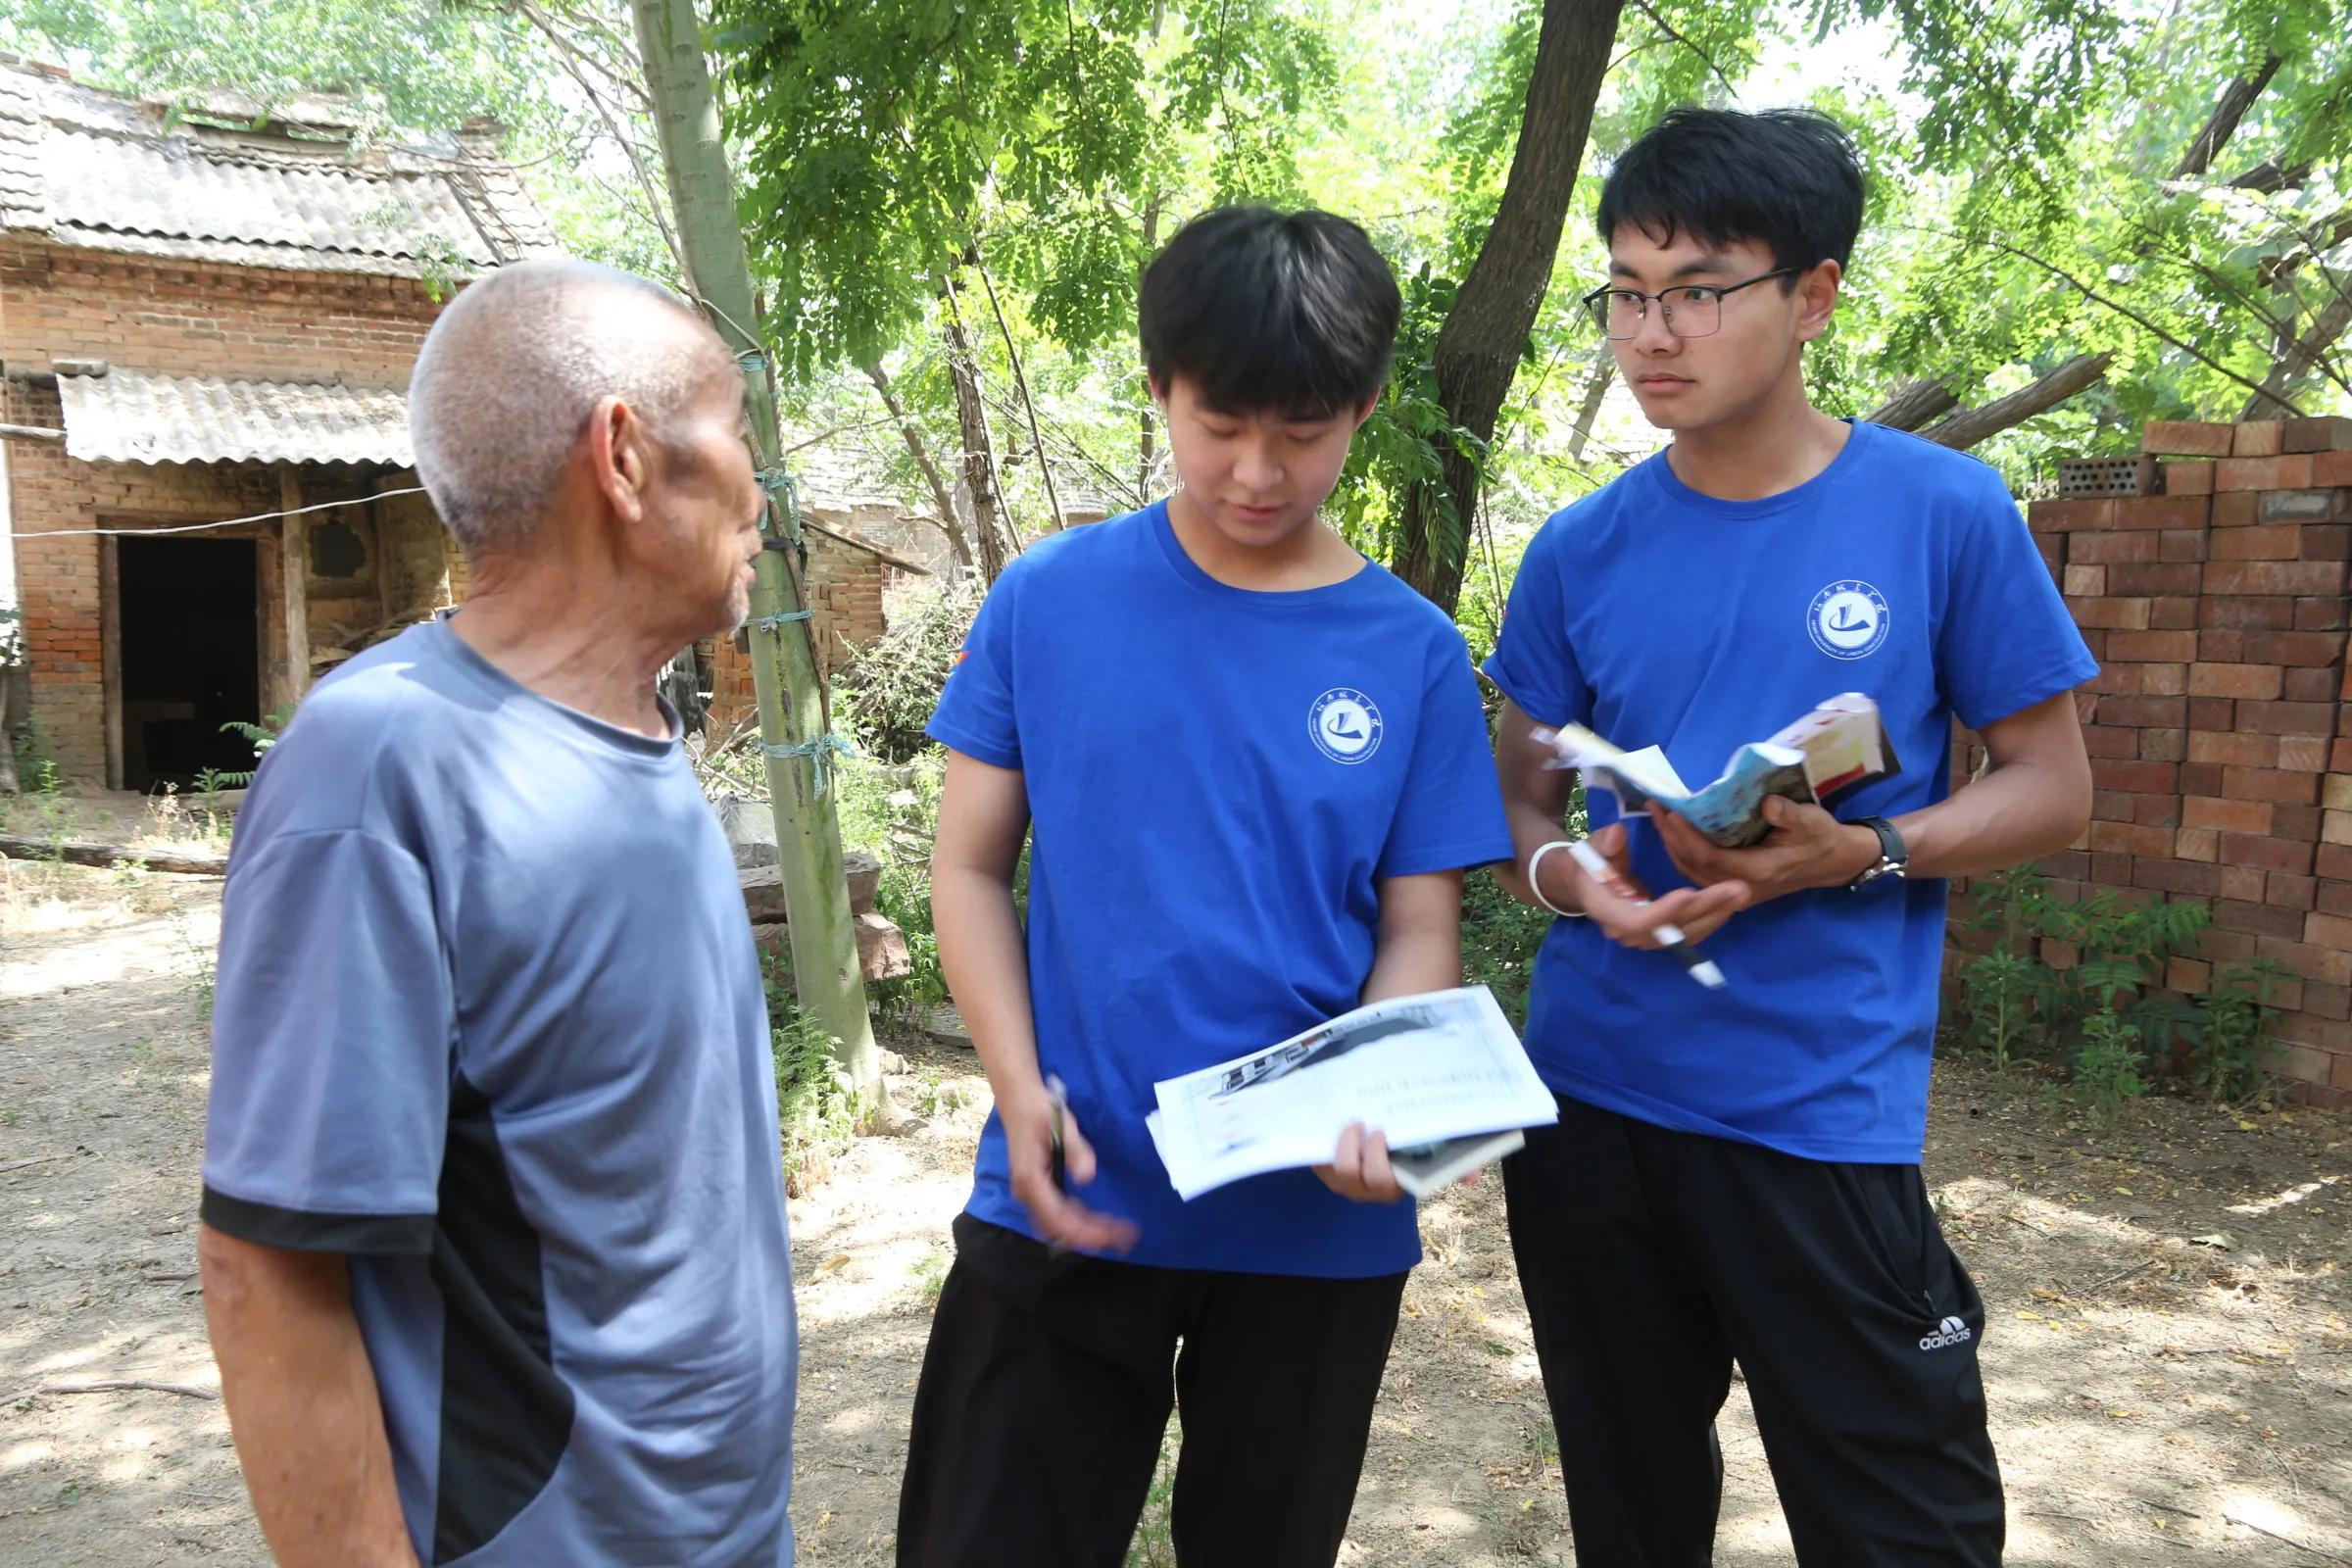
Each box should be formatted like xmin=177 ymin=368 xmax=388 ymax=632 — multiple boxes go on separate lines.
xmin=202 ymin=618 xmax=796 ymax=1567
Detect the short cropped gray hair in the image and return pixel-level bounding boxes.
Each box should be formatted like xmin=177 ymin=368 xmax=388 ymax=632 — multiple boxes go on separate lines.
xmin=409 ymin=258 xmax=725 ymax=555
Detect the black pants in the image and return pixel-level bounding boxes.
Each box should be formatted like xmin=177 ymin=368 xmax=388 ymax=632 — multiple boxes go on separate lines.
xmin=896 ymin=1213 xmax=1408 ymax=1568
xmin=1504 ymin=1097 xmax=2004 ymax=1566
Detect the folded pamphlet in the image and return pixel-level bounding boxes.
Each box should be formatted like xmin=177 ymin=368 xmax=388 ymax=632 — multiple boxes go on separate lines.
xmin=1390 ymin=1129 xmax=1525 ymax=1200
xmin=1534 ymin=693 xmax=1898 ymax=849
xmin=1144 ymin=987 xmax=1556 ymax=1202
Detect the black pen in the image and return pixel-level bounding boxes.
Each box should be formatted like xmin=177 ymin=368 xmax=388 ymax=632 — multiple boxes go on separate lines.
xmin=1046 ymin=1073 xmax=1069 ymax=1193
xmin=1045 ymin=1073 xmax=1070 ymax=1256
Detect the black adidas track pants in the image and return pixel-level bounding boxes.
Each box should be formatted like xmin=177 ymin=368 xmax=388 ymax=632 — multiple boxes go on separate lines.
xmin=1504 ymin=1095 xmax=2005 ymax=1566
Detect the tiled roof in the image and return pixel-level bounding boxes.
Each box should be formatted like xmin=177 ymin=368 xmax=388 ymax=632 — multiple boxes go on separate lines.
xmin=0 ymin=57 xmax=554 ymax=277
xmin=57 ymin=368 xmax=413 ymax=466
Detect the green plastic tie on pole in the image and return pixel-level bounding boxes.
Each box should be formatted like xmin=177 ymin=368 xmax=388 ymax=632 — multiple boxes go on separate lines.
xmin=744 ymin=610 xmax=813 ymax=632
xmin=756 ymin=466 xmax=803 ymax=543
xmin=761 ymin=732 xmax=857 ymax=795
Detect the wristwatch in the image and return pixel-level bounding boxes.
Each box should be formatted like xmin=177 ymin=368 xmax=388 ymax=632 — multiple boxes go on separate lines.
xmin=1846 ymin=816 xmax=1908 ymax=892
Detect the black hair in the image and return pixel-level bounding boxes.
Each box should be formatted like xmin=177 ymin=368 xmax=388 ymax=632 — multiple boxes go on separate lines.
xmin=1595 ymin=108 xmax=1866 ymax=279
xmin=1138 ymin=206 xmax=1401 ymax=417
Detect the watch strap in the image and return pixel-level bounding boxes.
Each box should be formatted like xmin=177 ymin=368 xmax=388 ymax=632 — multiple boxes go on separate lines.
xmin=1848 ymin=815 xmax=1908 ymax=890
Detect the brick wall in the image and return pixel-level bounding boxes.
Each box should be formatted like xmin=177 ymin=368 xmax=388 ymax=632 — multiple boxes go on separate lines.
xmin=2 ymin=237 xmax=456 ymax=780
xmin=0 ymin=238 xmax=443 ymax=382
xmin=706 ymin=531 xmax=895 ymax=732
xmin=1953 ymin=415 xmax=2352 ymax=1108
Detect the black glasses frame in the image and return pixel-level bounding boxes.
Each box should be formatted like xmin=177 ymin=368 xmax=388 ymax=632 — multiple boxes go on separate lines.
xmin=1580 ymin=268 xmax=1802 ymax=340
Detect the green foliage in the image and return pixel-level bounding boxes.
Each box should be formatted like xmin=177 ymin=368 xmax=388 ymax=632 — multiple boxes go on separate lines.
xmin=910 ymin=1071 xmax=968 ymax=1118
xmin=837 ymin=586 xmax=979 ymax=765
xmin=211 ymin=703 xmax=295 ymax=790
xmin=185 ymin=921 xmax=218 ymax=1023
xmin=830 ymin=755 xmax=951 ymax=1022
xmin=0 ymin=0 xmax=676 ymax=273
xmin=2071 ymin=1005 xmax=2148 ymax=1123
xmin=1957 ymin=947 xmax=2040 ymax=1069
xmin=908 ymin=1247 xmax=950 ymax=1304
xmin=2185 ymin=957 xmax=2294 ymax=1102
xmin=1956 ymin=865 xmax=2212 ymax=1063
xmin=1331 ymin=265 xmax=1472 ymax=569
xmin=764 ymin=964 xmax=859 ymax=1191
xmin=1461 ymin=867 xmax=1553 ymax=1030
xmin=1123 ymin=1416 xmax=1180 ymax=1568
xmin=1955 ymin=864 xmax=2297 ymax=1103
xmin=0 ymin=0 xmax=555 ymax=140
xmin=715 ymin=0 xmax=1169 ymax=373
xmin=5 ymin=715 xmax=76 ymax=847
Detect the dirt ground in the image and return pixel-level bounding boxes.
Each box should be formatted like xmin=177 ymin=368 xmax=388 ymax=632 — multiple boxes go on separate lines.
xmin=4 ymin=808 xmax=2349 ymax=1565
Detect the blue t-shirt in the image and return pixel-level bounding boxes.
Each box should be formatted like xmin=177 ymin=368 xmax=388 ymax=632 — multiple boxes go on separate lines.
xmin=1483 ymin=422 xmax=2096 ymax=1163
xmin=202 ymin=619 xmax=797 ymax=1567
xmin=928 ymin=503 xmax=1513 ymax=1277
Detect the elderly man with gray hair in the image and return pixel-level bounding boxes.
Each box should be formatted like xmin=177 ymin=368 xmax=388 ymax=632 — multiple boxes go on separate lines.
xmin=197 ymin=258 xmax=798 ymax=1567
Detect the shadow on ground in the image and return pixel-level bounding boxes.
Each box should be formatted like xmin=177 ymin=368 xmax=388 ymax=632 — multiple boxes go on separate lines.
xmin=4 ymin=864 xmax=2347 ymax=1566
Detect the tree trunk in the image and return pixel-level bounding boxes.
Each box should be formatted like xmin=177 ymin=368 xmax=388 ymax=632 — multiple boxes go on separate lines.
xmin=2241 ymin=291 xmax=2352 ymax=419
xmin=1565 ymin=357 xmax=1612 ymax=463
xmin=1865 ymin=378 xmax=1960 ymax=432
xmin=975 ymin=255 xmax=1066 ymax=532
xmin=2172 ymin=55 xmax=2282 ymax=179
xmin=632 ymin=0 xmax=879 ymax=1102
xmin=1392 ymin=0 xmax=1628 ymax=612
xmin=939 ymin=284 xmax=1013 ymax=580
xmin=860 ymin=360 xmax=976 ymax=576
xmin=1138 ymin=194 xmax=1163 ymax=499
xmin=1916 ymin=352 xmax=2113 ymax=449
xmin=2255 ymin=208 xmax=2352 ymax=289
xmin=2230 ymin=159 xmax=2311 ymax=194
xmin=0 ymin=833 xmax=227 ymax=876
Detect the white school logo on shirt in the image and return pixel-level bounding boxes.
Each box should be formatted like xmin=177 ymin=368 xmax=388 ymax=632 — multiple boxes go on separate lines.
xmin=1309 ymin=688 xmax=1384 ymax=764
xmin=1807 ymin=579 xmax=1890 ymax=661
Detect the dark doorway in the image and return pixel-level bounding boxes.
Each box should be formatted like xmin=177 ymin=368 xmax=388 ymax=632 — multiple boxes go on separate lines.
xmin=117 ymin=536 xmax=262 ymax=792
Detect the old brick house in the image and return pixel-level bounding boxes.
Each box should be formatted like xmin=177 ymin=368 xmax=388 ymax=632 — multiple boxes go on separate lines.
xmin=0 ymin=57 xmax=906 ymax=788
xmin=0 ymin=57 xmax=552 ymax=789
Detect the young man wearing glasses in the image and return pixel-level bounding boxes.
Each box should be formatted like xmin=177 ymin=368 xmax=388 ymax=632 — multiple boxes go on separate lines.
xmin=1483 ymin=108 xmax=2095 ymax=1563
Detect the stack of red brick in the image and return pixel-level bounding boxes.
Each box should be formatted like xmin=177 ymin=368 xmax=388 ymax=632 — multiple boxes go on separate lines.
xmin=1959 ymin=415 xmax=2352 ymax=1108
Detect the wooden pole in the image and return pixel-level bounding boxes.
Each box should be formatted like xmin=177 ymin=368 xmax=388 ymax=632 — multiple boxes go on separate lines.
xmin=100 ymin=537 xmax=122 ymax=790
xmin=631 ymin=0 xmax=879 ymax=1102
xmin=279 ymin=469 xmax=311 ymax=706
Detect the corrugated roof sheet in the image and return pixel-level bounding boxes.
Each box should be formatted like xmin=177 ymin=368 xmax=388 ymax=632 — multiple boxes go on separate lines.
xmin=57 ymin=368 xmax=413 ymax=466
xmin=48 ymin=129 xmax=501 ymax=265
xmin=0 ymin=58 xmax=553 ymax=276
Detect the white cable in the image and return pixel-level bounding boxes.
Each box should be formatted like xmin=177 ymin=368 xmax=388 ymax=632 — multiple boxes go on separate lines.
xmin=25 ymin=486 xmax=429 ymax=539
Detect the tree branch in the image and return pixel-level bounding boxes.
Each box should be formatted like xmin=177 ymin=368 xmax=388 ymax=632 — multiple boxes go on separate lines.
xmin=1626 ymin=0 xmax=1740 ymax=99
xmin=1567 ymin=359 xmax=1613 ymax=462
xmin=1917 ymin=353 xmax=2113 ymax=449
xmin=2241 ymin=291 xmax=2352 ymax=419
xmin=508 ymin=0 xmax=684 ymax=279
xmin=973 ymin=254 xmax=1067 ymax=531
xmin=2172 ymin=54 xmax=2282 ymax=179
xmin=2256 ymin=207 xmax=2352 ymax=291
xmin=1866 ymin=378 xmax=1961 ymax=432
xmin=1909 ymin=224 xmax=2307 ymax=416
xmin=860 ymin=361 xmax=975 ymax=571
xmin=2228 ymin=158 xmax=2311 ymax=194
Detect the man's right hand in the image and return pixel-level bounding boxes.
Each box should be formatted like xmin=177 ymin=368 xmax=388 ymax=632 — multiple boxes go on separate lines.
xmin=1563 ymin=821 xmax=1747 ymax=950
xmin=1003 ymin=1085 xmax=1140 ymax=1255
